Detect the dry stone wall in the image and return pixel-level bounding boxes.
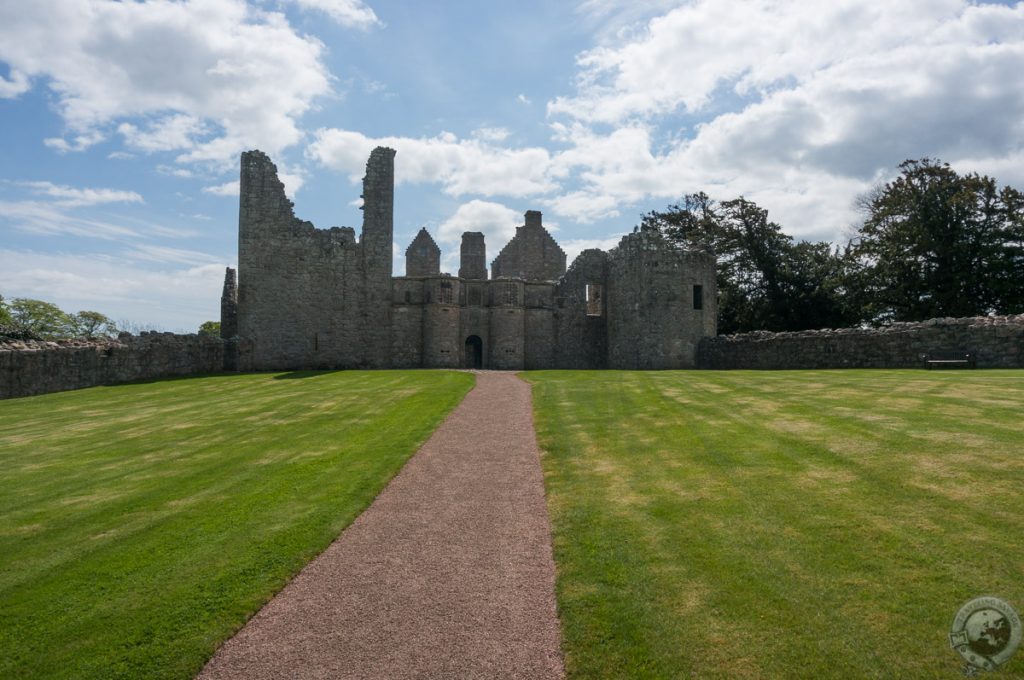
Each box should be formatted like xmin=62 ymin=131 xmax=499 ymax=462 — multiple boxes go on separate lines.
xmin=0 ymin=332 xmax=225 ymax=399
xmin=697 ymin=315 xmax=1024 ymax=369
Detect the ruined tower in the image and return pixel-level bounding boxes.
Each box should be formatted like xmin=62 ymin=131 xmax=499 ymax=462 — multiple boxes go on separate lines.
xmin=359 ymin=147 xmax=397 ymax=368
xmin=459 ymin=232 xmax=487 ymax=280
xmin=230 ymin=147 xmax=716 ymax=372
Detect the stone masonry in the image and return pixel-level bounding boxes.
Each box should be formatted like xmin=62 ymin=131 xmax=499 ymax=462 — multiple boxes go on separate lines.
xmin=227 ymin=148 xmax=718 ymax=371
xmin=696 ymin=315 xmax=1024 ymax=369
xmin=0 ymin=332 xmax=224 ymax=399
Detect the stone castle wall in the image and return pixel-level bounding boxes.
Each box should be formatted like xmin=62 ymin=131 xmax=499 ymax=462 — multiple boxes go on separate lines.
xmin=0 ymin=333 xmax=224 ymax=400
xmin=236 ymin=149 xmax=394 ymax=371
xmin=696 ymin=315 xmax=1024 ymax=369
xmin=606 ymin=230 xmax=718 ymax=369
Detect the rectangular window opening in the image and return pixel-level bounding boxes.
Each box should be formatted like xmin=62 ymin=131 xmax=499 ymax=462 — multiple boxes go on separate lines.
xmin=585 ymin=284 xmax=603 ymax=316
xmin=693 ymin=284 xmax=703 ymax=310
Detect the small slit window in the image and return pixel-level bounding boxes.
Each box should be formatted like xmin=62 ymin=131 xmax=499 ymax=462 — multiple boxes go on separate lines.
xmin=585 ymin=284 xmax=603 ymax=316
xmin=693 ymin=284 xmax=703 ymax=310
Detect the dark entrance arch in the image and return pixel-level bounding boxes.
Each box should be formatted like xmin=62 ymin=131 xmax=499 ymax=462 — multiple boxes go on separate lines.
xmin=464 ymin=335 xmax=483 ymax=369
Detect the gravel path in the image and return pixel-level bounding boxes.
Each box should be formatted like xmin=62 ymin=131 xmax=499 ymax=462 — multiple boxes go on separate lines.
xmin=197 ymin=371 xmax=564 ymax=679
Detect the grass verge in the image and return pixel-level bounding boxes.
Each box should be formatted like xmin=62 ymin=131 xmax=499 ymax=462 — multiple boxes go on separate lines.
xmin=526 ymin=369 xmax=1024 ymax=678
xmin=0 ymin=370 xmax=473 ymax=680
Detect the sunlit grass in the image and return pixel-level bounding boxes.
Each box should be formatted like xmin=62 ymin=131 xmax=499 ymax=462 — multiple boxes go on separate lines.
xmin=0 ymin=370 xmax=474 ymax=680
xmin=527 ymin=370 xmax=1024 ymax=679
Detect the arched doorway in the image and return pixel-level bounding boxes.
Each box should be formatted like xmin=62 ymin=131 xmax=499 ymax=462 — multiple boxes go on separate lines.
xmin=464 ymin=335 xmax=483 ymax=369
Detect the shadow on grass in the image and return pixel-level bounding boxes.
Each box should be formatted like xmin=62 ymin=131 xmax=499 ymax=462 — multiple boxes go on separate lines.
xmin=273 ymin=370 xmax=343 ymax=380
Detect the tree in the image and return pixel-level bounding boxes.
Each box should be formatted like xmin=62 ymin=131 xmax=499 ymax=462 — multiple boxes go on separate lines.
xmin=848 ymin=159 xmax=1021 ymax=322
xmin=641 ymin=194 xmax=853 ymax=333
xmin=8 ymin=298 xmax=71 ymax=339
xmin=69 ymin=311 xmax=118 ymax=338
xmin=0 ymin=294 xmax=12 ymax=327
xmin=198 ymin=321 xmax=221 ymax=337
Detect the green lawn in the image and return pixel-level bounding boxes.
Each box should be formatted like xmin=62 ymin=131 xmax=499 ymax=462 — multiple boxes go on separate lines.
xmin=526 ymin=370 xmax=1024 ymax=679
xmin=0 ymin=370 xmax=474 ymax=680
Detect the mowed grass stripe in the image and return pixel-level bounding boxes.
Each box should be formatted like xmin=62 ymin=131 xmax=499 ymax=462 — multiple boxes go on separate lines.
xmin=0 ymin=370 xmax=474 ymax=680
xmin=526 ymin=370 xmax=1024 ymax=679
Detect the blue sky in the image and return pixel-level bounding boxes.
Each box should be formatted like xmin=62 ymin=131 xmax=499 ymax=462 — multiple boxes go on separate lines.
xmin=1 ymin=0 xmax=1023 ymax=331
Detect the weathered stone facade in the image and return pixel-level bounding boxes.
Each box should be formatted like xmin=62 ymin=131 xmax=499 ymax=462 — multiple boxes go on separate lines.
xmin=0 ymin=333 xmax=225 ymax=399
xmin=696 ymin=315 xmax=1024 ymax=369
xmin=228 ymin=148 xmax=718 ymax=371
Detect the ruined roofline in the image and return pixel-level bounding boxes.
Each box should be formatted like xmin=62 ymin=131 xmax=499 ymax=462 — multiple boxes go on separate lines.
xmin=405 ymin=227 xmax=440 ymax=256
xmin=491 ymin=210 xmax=566 ymax=264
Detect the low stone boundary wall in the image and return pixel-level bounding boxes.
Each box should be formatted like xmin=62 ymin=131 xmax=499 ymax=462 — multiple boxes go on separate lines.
xmin=697 ymin=315 xmax=1024 ymax=370
xmin=0 ymin=332 xmax=225 ymax=399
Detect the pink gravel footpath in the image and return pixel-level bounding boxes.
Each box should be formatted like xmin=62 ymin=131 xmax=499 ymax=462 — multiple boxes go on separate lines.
xmin=197 ymin=371 xmax=565 ymax=679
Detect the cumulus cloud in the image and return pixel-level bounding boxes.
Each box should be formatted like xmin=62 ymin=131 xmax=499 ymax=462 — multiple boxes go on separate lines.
xmin=560 ymin=235 xmax=625 ymax=265
xmin=19 ymin=181 xmax=144 ymax=208
xmin=286 ymin=0 xmax=381 ymax=29
xmin=541 ymin=0 xmax=1024 ymax=240
xmin=437 ymin=200 xmax=523 ymax=251
xmin=203 ymin=168 xmax=302 ymax=198
xmin=307 ymin=128 xmax=556 ymax=197
xmin=0 ymin=0 xmax=331 ymax=166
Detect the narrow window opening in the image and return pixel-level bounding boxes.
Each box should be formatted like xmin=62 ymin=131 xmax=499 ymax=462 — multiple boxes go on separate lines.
xmin=404 ymin=290 xmax=412 ymax=303
xmin=585 ymin=284 xmax=603 ymax=316
xmin=693 ymin=284 xmax=704 ymax=310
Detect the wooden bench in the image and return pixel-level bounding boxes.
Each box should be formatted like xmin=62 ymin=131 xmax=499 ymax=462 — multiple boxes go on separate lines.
xmin=922 ymin=352 xmax=976 ymax=369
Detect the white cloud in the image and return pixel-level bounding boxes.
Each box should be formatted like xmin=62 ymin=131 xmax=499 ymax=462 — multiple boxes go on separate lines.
xmin=560 ymin=235 xmax=625 ymax=265
xmin=516 ymin=94 xmax=531 ymax=105
xmin=127 ymin=244 xmax=224 ymax=266
xmin=19 ymin=181 xmax=144 ymax=208
xmin=0 ymin=67 xmax=30 ymax=98
xmin=203 ymin=181 xmax=241 ymax=197
xmin=0 ymin=200 xmax=139 ymax=240
xmin=307 ymin=128 xmax=556 ymax=197
xmin=436 ymin=200 xmax=523 ymax=263
xmin=540 ymin=0 xmax=1024 ymax=240
xmin=43 ymin=131 xmax=106 ymax=153
xmin=0 ymin=0 xmax=331 ymax=166
xmin=203 ymin=168 xmax=302 ymax=198
xmin=0 ymin=249 xmax=229 ymax=331
xmin=472 ymin=127 xmax=510 ymax=143
xmin=286 ymin=0 xmax=381 ymax=29
xmin=119 ymin=115 xmax=209 ymax=153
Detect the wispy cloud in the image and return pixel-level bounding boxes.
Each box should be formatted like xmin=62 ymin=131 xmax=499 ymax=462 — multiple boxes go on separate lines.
xmin=19 ymin=181 xmax=143 ymax=208
xmin=285 ymin=0 xmax=382 ymax=29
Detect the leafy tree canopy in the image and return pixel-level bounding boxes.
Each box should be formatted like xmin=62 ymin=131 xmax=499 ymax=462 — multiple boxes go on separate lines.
xmin=69 ymin=311 xmax=118 ymax=338
xmin=8 ymin=298 xmax=71 ymax=339
xmin=198 ymin=321 xmax=221 ymax=337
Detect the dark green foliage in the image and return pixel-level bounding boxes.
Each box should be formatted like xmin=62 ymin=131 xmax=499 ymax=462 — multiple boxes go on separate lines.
xmin=198 ymin=320 xmax=221 ymax=337
xmin=641 ymin=194 xmax=853 ymax=333
xmin=7 ymin=298 xmax=71 ymax=339
xmin=848 ymin=159 xmax=1024 ymax=321
xmin=68 ymin=311 xmax=118 ymax=338
xmin=0 ymin=295 xmax=12 ymax=327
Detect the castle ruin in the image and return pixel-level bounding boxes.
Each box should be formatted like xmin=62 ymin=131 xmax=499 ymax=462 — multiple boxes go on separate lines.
xmin=221 ymin=147 xmax=717 ymax=371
